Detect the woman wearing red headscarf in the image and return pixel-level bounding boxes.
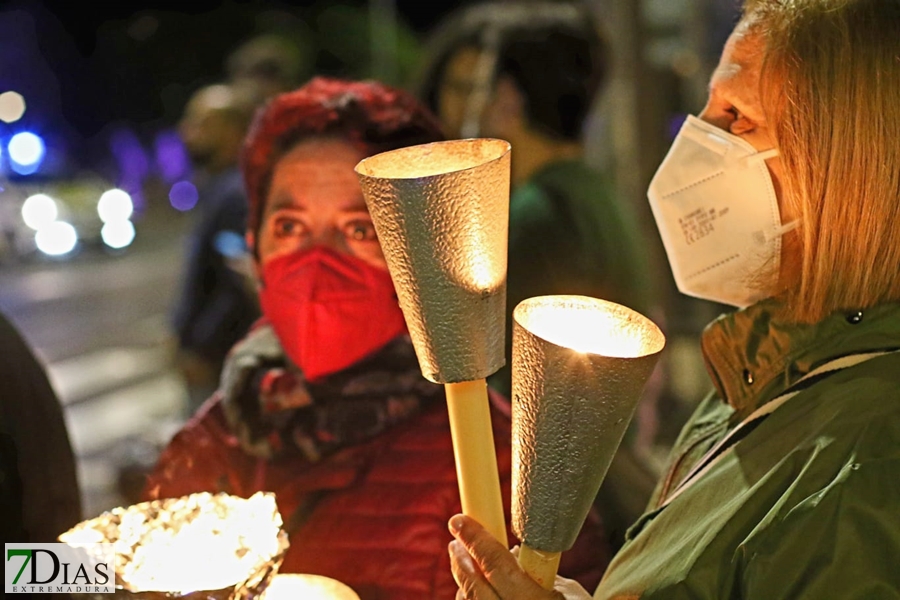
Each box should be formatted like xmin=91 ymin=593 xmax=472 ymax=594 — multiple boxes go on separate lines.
xmin=145 ymin=78 xmax=608 ymax=600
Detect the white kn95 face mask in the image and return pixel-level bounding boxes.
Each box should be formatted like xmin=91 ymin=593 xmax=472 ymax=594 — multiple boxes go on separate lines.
xmin=648 ymin=115 xmax=798 ymax=307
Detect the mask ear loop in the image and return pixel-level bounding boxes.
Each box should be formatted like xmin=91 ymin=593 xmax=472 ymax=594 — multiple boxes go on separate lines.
xmin=742 ymin=147 xmax=799 ymax=242
xmin=459 ymin=25 xmax=501 ymax=139
xmin=760 ymin=219 xmax=800 ymax=244
xmin=773 ymin=219 xmax=799 ymax=237
xmin=738 ymin=147 xmax=779 ymax=167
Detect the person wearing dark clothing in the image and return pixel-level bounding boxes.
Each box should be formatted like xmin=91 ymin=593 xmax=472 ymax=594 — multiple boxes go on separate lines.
xmin=0 ymin=426 xmax=26 ymax=542
xmin=172 ymin=83 xmax=262 ymax=411
xmin=0 ymin=311 xmax=81 ymax=542
xmin=172 ymin=166 xmax=258 ymax=380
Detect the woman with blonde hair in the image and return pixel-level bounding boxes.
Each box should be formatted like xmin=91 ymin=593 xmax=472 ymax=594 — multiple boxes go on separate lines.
xmin=448 ymin=0 xmax=900 ymax=597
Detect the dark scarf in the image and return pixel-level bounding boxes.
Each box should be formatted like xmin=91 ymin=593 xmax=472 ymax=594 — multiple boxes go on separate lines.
xmin=219 ymin=322 xmax=443 ymax=461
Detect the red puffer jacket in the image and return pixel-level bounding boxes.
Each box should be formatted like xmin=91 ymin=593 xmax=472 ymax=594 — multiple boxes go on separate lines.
xmin=144 ymin=393 xmax=608 ymax=599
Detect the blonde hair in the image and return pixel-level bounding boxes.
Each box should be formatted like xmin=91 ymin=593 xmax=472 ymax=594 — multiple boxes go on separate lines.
xmin=744 ymin=0 xmax=900 ymax=323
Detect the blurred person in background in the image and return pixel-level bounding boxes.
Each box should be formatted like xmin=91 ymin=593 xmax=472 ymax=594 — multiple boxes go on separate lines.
xmin=448 ymin=0 xmax=900 ymax=597
xmin=144 ymin=78 xmax=608 ymax=600
xmin=417 ymin=0 xmax=657 ymax=408
xmin=0 ymin=310 xmax=81 ymax=542
xmin=225 ymin=33 xmax=308 ymax=100
xmin=171 ymin=82 xmax=263 ymax=414
xmin=416 ymin=0 xmax=659 ymax=551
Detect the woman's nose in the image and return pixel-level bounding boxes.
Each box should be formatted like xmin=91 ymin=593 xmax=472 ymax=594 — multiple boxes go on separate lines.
xmin=308 ymin=227 xmax=351 ymax=254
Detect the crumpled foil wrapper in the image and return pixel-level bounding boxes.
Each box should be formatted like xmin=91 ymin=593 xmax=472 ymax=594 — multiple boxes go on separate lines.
xmin=59 ymin=492 xmax=290 ymax=600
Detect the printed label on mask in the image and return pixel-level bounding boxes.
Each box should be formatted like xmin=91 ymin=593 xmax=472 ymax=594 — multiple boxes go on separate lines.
xmin=678 ymin=206 xmax=728 ymax=245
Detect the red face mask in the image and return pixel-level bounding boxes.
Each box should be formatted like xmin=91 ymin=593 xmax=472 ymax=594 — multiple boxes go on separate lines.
xmin=258 ymin=247 xmax=408 ymax=382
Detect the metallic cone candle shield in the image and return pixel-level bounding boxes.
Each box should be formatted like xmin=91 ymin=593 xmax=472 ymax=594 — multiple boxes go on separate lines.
xmin=512 ymin=296 xmax=665 ymax=552
xmin=354 ymin=138 xmax=511 ymax=383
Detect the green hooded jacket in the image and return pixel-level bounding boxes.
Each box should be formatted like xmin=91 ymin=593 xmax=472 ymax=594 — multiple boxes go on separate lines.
xmin=595 ymin=300 xmax=900 ymax=599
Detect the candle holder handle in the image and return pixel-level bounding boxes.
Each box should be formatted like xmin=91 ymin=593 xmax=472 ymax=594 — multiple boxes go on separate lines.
xmin=445 ymin=380 xmax=508 ymax=546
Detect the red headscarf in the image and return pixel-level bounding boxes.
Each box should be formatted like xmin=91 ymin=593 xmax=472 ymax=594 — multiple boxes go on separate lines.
xmin=241 ymin=77 xmax=445 ymax=234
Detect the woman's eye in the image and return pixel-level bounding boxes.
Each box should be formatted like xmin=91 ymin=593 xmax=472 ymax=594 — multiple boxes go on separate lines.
xmin=344 ymin=220 xmax=378 ymax=242
xmin=273 ymin=217 xmax=305 ymax=239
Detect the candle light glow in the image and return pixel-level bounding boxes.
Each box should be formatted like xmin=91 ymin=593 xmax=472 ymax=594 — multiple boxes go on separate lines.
xmin=515 ymin=295 xmax=664 ymax=358
xmin=59 ymin=492 xmax=287 ymax=595
xmin=263 ymin=574 xmax=360 ymax=600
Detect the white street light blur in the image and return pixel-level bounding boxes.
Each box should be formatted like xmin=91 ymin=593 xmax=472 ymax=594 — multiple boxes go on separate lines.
xmin=21 ymin=193 xmax=59 ymax=230
xmin=0 ymin=91 xmax=26 ymax=123
xmin=35 ymin=221 xmax=78 ymax=256
xmin=101 ymin=220 xmax=136 ymax=249
xmin=8 ymin=131 xmax=46 ymax=167
xmin=97 ymin=188 xmax=134 ymax=223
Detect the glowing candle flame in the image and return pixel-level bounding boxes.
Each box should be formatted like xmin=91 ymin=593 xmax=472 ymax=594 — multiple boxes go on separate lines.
xmin=515 ymin=295 xmax=665 ymax=358
xmin=264 ymin=574 xmax=360 ymax=600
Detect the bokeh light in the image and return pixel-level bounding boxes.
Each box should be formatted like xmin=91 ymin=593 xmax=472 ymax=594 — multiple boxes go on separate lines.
xmin=21 ymin=193 xmax=59 ymax=230
xmin=101 ymin=220 xmax=136 ymax=249
xmin=97 ymin=188 xmax=134 ymax=223
xmin=169 ymin=180 xmax=199 ymax=211
xmin=0 ymin=91 xmax=26 ymax=123
xmin=110 ymin=127 xmax=150 ymax=202
xmin=8 ymin=131 xmax=46 ymax=173
xmin=213 ymin=230 xmax=247 ymax=259
xmin=35 ymin=221 xmax=78 ymax=256
xmin=154 ymin=130 xmax=190 ymax=183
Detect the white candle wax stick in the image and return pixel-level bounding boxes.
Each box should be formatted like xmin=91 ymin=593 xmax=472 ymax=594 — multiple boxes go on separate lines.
xmin=445 ymin=379 xmax=508 ymax=547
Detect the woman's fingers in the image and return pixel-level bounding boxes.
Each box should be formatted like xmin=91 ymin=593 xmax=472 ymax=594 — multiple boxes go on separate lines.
xmin=449 ymin=539 xmax=501 ymax=600
xmin=449 ymin=514 xmax=561 ymax=600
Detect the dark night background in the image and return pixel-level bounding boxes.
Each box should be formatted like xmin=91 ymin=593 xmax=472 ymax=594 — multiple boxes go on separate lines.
xmin=2 ymin=0 xmax=469 ymax=173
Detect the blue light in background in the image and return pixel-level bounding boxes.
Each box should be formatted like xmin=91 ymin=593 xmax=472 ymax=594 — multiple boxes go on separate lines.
xmin=8 ymin=131 xmax=45 ymax=174
xmin=109 ymin=127 xmax=150 ymax=210
xmin=667 ymin=113 xmax=689 ymax=141
xmin=154 ymin=129 xmax=191 ymax=183
xmin=213 ymin=230 xmax=248 ymax=259
xmin=169 ymin=180 xmax=199 ymax=211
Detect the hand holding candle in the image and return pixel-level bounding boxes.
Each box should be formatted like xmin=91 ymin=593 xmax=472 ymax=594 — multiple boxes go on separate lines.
xmin=511 ymin=296 xmax=665 ymax=588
